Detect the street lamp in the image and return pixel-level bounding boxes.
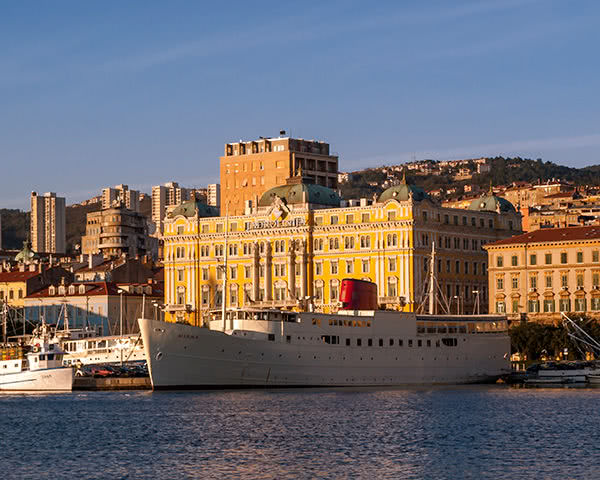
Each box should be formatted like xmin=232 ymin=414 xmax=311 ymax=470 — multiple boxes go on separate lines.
xmin=152 ymin=301 xmax=165 ymax=322
xmin=453 ymin=295 xmax=461 ymax=315
xmin=472 ymin=290 xmax=480 ymax=315
xmin=152 ymin=301 xmax=160 ymax=321
xmin=117 ymin=287 xmax=125 ymax=366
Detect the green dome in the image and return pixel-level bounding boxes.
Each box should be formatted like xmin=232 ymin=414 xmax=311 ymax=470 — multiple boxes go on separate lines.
xmin=379 ymin=183 xmax=429 ymax=203
xmin=15 ymin=241 xmax=36 ymax=262
xmin=468 ymin=195 xmax=516 ymax=213
xmin=259 ymin=183 xmax=341 ymax=208
xmin=168 ymin=200 xmax=219 ymax=218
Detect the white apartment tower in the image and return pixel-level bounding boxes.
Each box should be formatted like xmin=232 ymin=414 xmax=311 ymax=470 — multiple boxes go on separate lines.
xmin=101 ymin=184 xmax=140 ymax=212
xmin=151 ymin=182 xmax=191 ymax=235
xmin=207 ymin=183 xmax=221 ymax=208
xmin=30 ymin=192 xmax=66 ymax=254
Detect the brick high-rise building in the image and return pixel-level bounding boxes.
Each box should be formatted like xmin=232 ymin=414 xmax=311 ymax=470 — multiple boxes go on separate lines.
xmin=30 ymin=192 xmax=66 ymax=254
xmin=220 ymin=132 xmax=339 ymax=215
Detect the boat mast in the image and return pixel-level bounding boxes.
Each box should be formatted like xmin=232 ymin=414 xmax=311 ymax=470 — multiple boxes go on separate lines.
xmin=2 ymin=301 xmax=7 ymax=344
xmin=63 ymin=298 xmax=69 ymax=332
xmin=222 ymin=203 xmax=229 ymax=331
xmin=428 ymin=242 xmax=436 ymax=314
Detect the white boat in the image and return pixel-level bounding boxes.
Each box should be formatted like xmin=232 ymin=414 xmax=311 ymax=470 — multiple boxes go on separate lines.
xmin=11 ymin=326 xmax=146 ymax=367
xmin=138 ymin=309 xmax=510 ymax=389
xmin=536 ymin=363 xmax=600 ymax=383
xmin=525 ymin=361 xmax=600 ymax=384
xmin=0 ymin=322 xmax=74 ymax=392
xmin=60 ymin=333 xmax=145 ymax=366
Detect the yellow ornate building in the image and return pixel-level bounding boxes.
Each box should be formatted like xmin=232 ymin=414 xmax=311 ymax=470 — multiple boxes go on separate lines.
xmin=162 ymin=177 xmax=522 ymax=325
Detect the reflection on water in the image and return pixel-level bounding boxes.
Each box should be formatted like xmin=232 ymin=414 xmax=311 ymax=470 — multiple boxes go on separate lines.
xmin=1 ymin=386 xmax=598 ymax=479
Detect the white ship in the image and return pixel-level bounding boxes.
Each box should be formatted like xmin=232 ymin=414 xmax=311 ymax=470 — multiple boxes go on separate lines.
xmin=0 ymin=323 xmax=74 ymax=392
xmin=140 ymin=242 xmax=509 ymax=389
xmin=138 ymin=308 xmax=510 ymax=389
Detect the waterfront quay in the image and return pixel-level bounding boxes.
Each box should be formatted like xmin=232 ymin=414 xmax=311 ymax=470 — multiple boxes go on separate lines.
xmin=73 ymin=376 xmax=151 ymax=391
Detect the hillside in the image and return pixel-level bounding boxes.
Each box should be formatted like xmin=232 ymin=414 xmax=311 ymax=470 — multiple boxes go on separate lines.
xmin=0 ymin=209 xmax=29 ymax=250
xmin=339 ymin=157 xmax=600 ymax=201
xmin=65 ymin=203 xmax=101 ymax=252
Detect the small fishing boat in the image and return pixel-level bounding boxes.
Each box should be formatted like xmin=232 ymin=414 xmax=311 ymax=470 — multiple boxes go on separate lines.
xmin=526 ymin=361 xmax=600 ymax=384
xmin=0 ymin=322 xmax=74 ymax=391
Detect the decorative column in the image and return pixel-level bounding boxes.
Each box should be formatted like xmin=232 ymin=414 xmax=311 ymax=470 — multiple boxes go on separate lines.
xmin=300 ymin=239 xmax=308 ymax=298
xmin=252 ymin=242 xmax=260 ymax=301
xmin=265 ymin=242 xmax=273 ymax=301
xmin=288 ymin=240 xmax=296 ymax=300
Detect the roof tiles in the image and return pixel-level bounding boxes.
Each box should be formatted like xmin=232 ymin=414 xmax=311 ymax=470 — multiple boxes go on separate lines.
xmin=488 ymin=225 xmax=600 ymax=247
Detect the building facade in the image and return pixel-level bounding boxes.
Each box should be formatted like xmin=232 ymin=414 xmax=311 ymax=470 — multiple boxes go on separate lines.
xmin=220 ymin=133 xmax=339 ymax=216
xmin=25 ymin=281 xmax=162 ymax=335
xmin=30 ymin=191 xmax=66 ymax=254
xmin=101 ymin=184 xmax=140 ymax=212
xmin=161 ymin=178 xmax=521 ymax=325
xmin=0 ymin=262 xmax=72 ymax=308
xmin=485 ymin=225 xmax=600 ymax=323
xmin=81 ymin=206 xmax=158 ymax=259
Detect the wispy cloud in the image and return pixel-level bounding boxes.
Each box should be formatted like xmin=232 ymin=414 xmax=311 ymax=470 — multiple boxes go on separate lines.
xmin=352 ymin=133 xmax=600 ymax=169
xmin=0 ymin=0 xmax=554 ymax=88
xmin=95 ymin=0 xmax=543 ymax=75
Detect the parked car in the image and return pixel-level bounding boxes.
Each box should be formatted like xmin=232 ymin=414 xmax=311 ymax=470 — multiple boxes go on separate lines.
xmin=91 ymin=366 xmax=115 ymax=378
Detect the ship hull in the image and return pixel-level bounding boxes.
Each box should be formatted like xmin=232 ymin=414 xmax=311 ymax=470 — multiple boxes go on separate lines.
xmin=0 ymin=367 xmax=74 ymax=392
xmin=139 ymin=316 xmax=510 ymax=390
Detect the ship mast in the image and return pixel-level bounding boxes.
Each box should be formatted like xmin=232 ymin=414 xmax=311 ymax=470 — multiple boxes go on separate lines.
xmin=221 ymin=203 xmax=229 ymax=331
xmin=428 ymin=242 xmax=436 ymax=314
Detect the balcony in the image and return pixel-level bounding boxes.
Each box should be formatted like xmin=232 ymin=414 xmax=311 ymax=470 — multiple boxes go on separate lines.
xmin=379 ymin=296 xmax=406 ymax=306
xmin=164 ymin=304 xmax=194 ymax=313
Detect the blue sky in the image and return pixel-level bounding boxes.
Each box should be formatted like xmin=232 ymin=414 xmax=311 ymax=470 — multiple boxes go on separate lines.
xmin=2 ymin=1 xmax=599 ymax=209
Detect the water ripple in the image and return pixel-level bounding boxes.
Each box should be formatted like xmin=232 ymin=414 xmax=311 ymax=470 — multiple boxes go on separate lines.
xmin=1 ymin=386 xmax=599 ymax=479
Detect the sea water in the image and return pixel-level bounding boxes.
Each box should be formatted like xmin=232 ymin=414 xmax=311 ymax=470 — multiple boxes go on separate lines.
xmin=1 ymin=386 xmax=598 ymax=479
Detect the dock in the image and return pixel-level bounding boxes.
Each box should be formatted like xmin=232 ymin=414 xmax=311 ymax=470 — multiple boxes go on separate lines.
xmin=73 ymin=377 xmax=151 ymax=391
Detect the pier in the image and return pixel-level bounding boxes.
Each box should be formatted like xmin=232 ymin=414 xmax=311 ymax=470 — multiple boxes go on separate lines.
xmin=73 ymin=376 xmax=151 ymax=391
